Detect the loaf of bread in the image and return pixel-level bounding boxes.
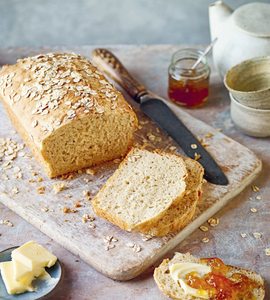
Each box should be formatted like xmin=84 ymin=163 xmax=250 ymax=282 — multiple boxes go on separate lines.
xmin=141 ymin=158 xmax=204 ymax=237
xmin=154 ymin=252 xmax=265 ymax=300
xmin=92 ymin=147 xmax=188 ymax=232
xmin=0 ymin=53 xmax=137 ymax=178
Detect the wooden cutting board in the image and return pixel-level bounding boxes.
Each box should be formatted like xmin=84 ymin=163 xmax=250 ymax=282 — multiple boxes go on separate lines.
xmin=0 ymin=47 xmax=261 ymax=281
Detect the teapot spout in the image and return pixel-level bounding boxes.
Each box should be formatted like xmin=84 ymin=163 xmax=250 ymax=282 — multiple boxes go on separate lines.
xmin=209 ymin=1 xmax=233 ymax=40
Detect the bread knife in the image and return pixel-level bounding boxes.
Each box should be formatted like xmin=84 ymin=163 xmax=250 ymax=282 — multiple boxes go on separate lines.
xmin=92 ymin=49 xmax=228 ymax=186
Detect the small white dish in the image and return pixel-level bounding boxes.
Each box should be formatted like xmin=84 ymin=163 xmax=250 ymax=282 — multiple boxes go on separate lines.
xmin=0 ymin=246 xmax=64 ymax=300
xmin=230 ymin=93 xmax=270 ymax=137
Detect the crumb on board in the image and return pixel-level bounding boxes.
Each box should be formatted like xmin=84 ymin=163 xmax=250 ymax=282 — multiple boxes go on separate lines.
xmin=52 ymin=182 xmax=66 ymax=194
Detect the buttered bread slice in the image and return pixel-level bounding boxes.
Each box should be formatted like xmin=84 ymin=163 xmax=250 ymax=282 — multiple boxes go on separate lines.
xmin=0 ymin=53 xmax=137 ymax=178
xmin=92 ymin=148 xmax=187 ymax=232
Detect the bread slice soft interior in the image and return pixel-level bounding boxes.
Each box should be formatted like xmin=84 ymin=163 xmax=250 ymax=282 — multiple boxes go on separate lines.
xmin=154 ymin=252 xmax=265 ymax=300
xmin=91 ymin=147 xmax=188 ymax=232
xmin=142 ymin=158 xmax=204 ymax=237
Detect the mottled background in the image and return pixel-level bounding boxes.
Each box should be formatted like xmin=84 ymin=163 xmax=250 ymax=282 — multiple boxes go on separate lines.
xmin=1 ymin=0 xmax=266 ymax=47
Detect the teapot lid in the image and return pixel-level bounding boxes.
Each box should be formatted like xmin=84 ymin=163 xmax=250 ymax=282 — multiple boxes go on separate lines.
xmin=233 ymin=2 xmax=270 ymax=37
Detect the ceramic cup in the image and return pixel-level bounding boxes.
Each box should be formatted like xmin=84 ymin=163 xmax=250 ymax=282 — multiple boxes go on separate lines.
xmin=230 ymin=93 xmax=270 ymax=137
xmin=224 ymin=56 xmax=270 ymax=109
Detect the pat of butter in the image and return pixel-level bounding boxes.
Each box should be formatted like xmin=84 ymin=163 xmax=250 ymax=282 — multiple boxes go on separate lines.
xmin=170 ymin=263 xmax=211 ymax=299
xmin=0 ymin=261 xmax=34 ymax=294
xmin=13 ymin=258 xmax=45 ymax=282
xmin=11 ymin=241 xmax=57 ymax=270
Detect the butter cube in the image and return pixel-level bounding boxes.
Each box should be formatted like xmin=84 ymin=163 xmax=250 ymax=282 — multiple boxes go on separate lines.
xmin=11 ymin=241 xmax=57 ymax=270
xmin=12 ymin=258 xmax=45 ymax=282
xmin=0 ymin=261 xmax=34 ymax=294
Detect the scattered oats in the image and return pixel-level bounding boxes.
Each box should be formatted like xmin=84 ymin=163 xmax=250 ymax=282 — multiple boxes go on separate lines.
xmin=11 ymin=131 xmax=17 ymax=134
xmin=156 ymin=127 xmax=160 ymax=133
xmin=241 ymin=233 xmax=247 ymax=238
xmin=99 ymin=175 xmax=104 ymax=179
xmin=208 ymin=218 xmax=219 ymax=227
xmin=216 ymin=128 xmax=222 ymax=132
xmin=202 ymin=238 xmax=210 ymax=243
xmin=27 ymin=165 xmax=33 ymax=170
xmin=14 ymin=166 xmax=21 ymax=172
xmin=253 ymin=233 xmax=261 ymax=238
xmin=113 ymin=159 xmax=121 ymax=163
xmin=7 ymin=222 xmax=13 ymax=227
xmin=42 ymin=207 xmax=48 ymax=212
xmin=74 ymin=202 xmax=82 ymax=208
xmin=49 ymin=208 xmax=54 ymax=212
xmin=256 ymin=196 xmax=262 ymax=200
xmin=83 ymin=190 xmax=90 ymax=196
xmin=52 ymin=182 xmax=66 ymax=194
xmin=195 ymin=153 xmax=201 ymax=161
xmin=31 ymin=172 xmax=37 ymax=176
xmin=156 ymin=137 xmax=162 ymax=142
xmin=89 ymin=222 xmax=96 ymax=228
xmin=202 ymin=143 xmax=209 ymax=147
xmin=24 ymin=154 xmax=32 ymax=159
xmin=78 ymin=169 xmax=83 ymax=174
xmin=250 ymin=207 xmax=257 ymax=213
xmin=18 ymin=152 xmax=26 ymax=157
xmin=202 ymin=178 xmax=207 ymax=184
xmin=13 ymin=173 xmax=18 ymax=179
xmin=28 ymin=179 xmax=35 ymax=183
xmin=169 ymin=146 xmax=176 ymax=151
xmin=86 ymin=169 xmax=95 ymax=175
xmin=200 ymin=226 xmax=209 ymax=232
xmin=133 ymin=244 xmax=141 ymax=253
xmin=191 ymin=144 xmax=197 ymax=149
xmin=12 ymin=187 xmax=19 ymax=194
xmin=105 ymin=244 xmax=115 ymax=251
xmin=66 ymin=195 xmax=72 ymax=198
xmin=126 ymin=243 xmax=134 ymax=248
xmin=252 ymin=185 xmax=259 ymax=192
xmin=142 ymin=235 xmax=152 ymax=241
xmin=265 ymin=248 xmax=270 ymax=256
xmin=74 ymin=259 xmax=79 ymax=262
xmin=36 ymin=186 xmax=45 ymax=191
xmin=148 ymin=134 xmax=155 ymax=141
xmin=112 ymin=238 xmax=118 ymax=242
xmin=138 ymin=125 xmax=143 ymax=130
xmin=104 ymin=236 xmax=113 ymax=243
xmin=205 ymin=133 xmax=213 ymax=138
xmin=37 ymin=176 xmax=42 ymax=182
xmin=31 ymin=120 xmax=38 ymax=128
xmin=3 ymin=174 xmax=9 ymax=180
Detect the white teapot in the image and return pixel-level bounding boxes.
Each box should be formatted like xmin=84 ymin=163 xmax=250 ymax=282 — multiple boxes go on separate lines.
xmin=209 ymin=1 xmax=270 ymax=78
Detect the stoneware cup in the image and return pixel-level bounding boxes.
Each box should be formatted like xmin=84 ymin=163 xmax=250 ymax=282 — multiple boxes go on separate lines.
xmin=224 ymin=56 xmax=270 ymax=109
xmin=230 ymin=93 xmax=270 ymax=137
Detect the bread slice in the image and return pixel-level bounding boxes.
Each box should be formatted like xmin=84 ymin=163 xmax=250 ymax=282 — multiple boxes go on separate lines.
xmin=141 ymin=158 xmax=204 ymax=237
xmin=154 ymin=252 xmax=265 ymax=300
xmin=0 ymin=53 xmax=137 ymax=178
xmin=91 ymin=147 xmax=188 ymax=232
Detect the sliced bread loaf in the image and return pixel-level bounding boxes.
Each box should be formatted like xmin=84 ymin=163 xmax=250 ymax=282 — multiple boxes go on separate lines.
xmin=154 ymin=252 xmax=265 ymax=300
xmin=91 ymin=147 xmax=187 ymax=232
xmin=141 ymin=158 xmax=204 ymax=237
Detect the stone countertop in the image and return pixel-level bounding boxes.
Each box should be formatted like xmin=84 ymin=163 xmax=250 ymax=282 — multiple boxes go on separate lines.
xmin=0 ymin=45 xmax=269 ymax=299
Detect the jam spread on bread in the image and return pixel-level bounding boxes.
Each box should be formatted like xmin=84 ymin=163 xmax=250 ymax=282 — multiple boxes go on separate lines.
xmin=186 ymin=258 xmax=259 ymax=299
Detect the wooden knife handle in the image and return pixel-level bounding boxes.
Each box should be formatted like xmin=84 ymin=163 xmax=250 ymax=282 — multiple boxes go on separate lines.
xmin=92 ymin=48 xmax=148 ymax=102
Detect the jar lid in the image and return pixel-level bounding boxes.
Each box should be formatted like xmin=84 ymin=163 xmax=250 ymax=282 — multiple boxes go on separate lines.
xmin=233 ymin=2 xmax=270 ymax=37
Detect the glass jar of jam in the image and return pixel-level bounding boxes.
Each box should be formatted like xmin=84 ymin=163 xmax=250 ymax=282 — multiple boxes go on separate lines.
xmin=168 ymin=49 xmax=210 ymax=108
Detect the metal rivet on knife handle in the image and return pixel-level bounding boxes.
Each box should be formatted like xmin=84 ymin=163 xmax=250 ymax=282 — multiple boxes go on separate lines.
xmin=92 ymin=49 xmax=148 ymax=102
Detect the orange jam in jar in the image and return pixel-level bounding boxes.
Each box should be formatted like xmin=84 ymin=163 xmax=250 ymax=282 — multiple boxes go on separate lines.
xmin=186 ymin=257 xmax=260 ymax=300
xmin=168 ymin=49 xmax=210 ymax=108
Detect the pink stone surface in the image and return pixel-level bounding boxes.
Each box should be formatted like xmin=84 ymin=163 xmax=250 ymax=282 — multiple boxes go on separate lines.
xmin=0 ymin=45 xmax=269 ymax=299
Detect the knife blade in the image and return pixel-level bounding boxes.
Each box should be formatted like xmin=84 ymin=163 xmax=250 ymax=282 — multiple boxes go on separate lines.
xmin=92 ymin=48 xmax=228 ymax=185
